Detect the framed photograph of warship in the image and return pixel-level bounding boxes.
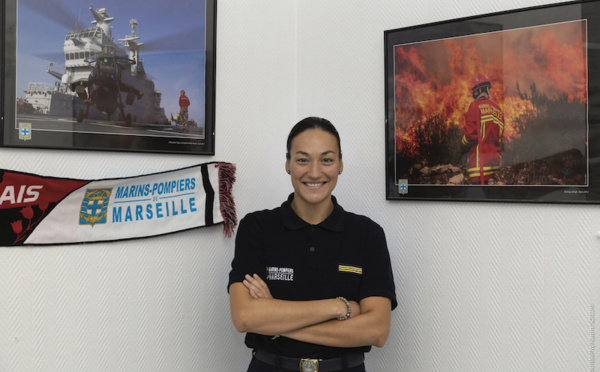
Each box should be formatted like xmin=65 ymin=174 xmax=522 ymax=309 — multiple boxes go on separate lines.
xmin=1 ymin=0 xmax=216 ymax=155
xmin=384 ymin=0 xmax=600 ymax=204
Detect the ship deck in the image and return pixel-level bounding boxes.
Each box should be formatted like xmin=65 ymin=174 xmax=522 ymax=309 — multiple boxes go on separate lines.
xmin=14 ymin=113 xmax=205 ymax=140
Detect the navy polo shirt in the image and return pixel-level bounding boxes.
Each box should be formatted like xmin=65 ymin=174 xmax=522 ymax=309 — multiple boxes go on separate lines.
xmin=228 ymin=193 xmax=397 ymax=358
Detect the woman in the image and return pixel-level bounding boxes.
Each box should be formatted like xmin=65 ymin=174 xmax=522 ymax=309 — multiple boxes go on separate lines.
xmin=228 ymin=117 xmax=397 ymax=372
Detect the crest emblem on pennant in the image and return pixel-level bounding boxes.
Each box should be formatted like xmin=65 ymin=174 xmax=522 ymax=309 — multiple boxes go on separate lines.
xmin=80 ymin=188 xmax=112 ymax=226
xmin=19 ymin=123 xmax=32 ymax=141
xmin=398 ymin=179 xmax=408 ymax=194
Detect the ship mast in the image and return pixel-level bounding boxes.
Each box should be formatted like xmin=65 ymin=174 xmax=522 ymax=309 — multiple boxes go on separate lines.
xmin=119 ymin=19 xmax=144 ymax=76
xmin=89 ymin=6 xmax=114 ymax=38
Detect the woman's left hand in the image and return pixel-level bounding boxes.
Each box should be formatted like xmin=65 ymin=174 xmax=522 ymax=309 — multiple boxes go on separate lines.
xmin=243 ymin=274 xmax=273 ymax=299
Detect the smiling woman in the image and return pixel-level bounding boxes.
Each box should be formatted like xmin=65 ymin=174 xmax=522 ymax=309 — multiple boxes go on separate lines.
xmin=285 ymin=118 xmax=343 ymax=225
xmin=227 ymin=117 xmax=398 ymax=372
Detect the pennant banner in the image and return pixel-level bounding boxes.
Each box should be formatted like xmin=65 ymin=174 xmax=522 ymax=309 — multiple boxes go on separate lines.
xmin=0 ymin=162 xmax=236 ymax=246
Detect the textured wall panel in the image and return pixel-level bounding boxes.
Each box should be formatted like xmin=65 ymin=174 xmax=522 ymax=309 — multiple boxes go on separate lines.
xmin=1 ymin=0 xmax=599 ymax=372
xmin=0 ymin=0 xmax=296 ymax=370
xmin=296 ymin=1 xmax=598 ymax=372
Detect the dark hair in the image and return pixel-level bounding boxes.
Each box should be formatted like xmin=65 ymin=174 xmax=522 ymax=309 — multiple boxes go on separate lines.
xmin=286 ymin=117 xmax=342 ymax=159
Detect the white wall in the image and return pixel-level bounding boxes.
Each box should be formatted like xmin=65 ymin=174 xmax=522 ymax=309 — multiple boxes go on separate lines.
xmin=1 ymin=0 xmax=599 ymax=371
xmin=296 ymin=0 xmax=599 ymax=371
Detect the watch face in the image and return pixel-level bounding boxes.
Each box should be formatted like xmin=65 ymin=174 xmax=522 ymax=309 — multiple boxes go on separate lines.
xmin=301 ymin=359 xmax=317 ymax=372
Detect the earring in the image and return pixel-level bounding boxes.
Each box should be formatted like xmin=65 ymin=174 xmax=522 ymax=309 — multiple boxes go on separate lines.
xmin=339 ymin=171 xmax=342 ymax=175
xmin=287 ymin=170 xmax=290 ymax=174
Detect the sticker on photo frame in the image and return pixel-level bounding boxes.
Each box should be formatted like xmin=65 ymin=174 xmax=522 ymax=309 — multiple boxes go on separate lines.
xmin=18 ymin=123 xmax=32 ymax=141
xmin=398 ymin=179 xmax=408 ymax=194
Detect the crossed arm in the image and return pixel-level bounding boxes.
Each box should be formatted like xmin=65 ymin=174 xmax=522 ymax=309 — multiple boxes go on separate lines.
xmin=229 ymin=274 xmax=392 ymax=348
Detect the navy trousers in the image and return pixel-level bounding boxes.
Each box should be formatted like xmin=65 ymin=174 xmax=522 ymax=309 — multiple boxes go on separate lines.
xmin=246 ymin=356 xmax=366 ymax=372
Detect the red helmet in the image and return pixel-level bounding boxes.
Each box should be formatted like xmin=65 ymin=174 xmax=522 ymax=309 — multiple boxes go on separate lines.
xmin=471 ymin=73 xmax=491 ymax=98
xmin=181 ymin=90 xmax=185 ymax=94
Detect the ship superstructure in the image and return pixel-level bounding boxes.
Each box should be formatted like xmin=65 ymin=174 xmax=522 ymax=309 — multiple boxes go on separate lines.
xmin=23 ymin=82 xmax=73 ymax=116
xmin=24 ymin=5 xmax=169 ymax=124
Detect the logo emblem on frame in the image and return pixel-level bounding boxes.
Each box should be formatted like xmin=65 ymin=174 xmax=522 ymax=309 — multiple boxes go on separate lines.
xmin=80 ymin=188 xmax=113 ymax=226
xmin=19 ymin=123 xmax=32 ymax=141
xmin=398 ymin=179 xmax=408 ymax=194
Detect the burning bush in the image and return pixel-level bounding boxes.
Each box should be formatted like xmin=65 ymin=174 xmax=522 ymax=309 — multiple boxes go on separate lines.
xmin=395 ymin=81 xmax=587 ymax=185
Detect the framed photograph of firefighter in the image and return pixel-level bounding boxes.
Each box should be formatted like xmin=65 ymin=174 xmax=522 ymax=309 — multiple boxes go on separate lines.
xmin=385 ymin=0 xmax=600 ymax=204
xmin=1 ymin=0 xmax=216 ymax=155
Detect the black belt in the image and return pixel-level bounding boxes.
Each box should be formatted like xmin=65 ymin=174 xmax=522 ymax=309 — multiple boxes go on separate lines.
xmin=253 ymin=350 xmax=365 ymax=372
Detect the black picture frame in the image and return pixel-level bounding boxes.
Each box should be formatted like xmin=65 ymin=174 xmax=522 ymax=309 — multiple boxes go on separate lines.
xmin=1 ymin=0 xmax=216 ymax=155
xmin=385 ymin=0 xmax=600 ymax=203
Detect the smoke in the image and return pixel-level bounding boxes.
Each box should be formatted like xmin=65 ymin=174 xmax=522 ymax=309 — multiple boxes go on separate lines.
xmin=19 ymin=0 xmax=79 ymax=30
xmin=394 ymin=19 xmax=587 ymax=131
xmin=142 ymin=26 xmax=206 ymax=52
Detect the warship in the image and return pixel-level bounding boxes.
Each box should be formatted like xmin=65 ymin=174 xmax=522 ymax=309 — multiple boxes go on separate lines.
xmin=22 ymin=5 xmax=169 ymax=125
xmin=19 ymin=81 xmax=73 ymax=116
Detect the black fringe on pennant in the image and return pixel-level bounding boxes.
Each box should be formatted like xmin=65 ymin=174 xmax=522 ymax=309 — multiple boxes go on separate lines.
xmin=217 ymin=162 xmax=237 ymax=237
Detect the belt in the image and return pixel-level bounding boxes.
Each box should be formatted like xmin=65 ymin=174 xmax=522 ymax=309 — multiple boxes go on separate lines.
xmin=253 ymin=350 xmax=365 ymax=372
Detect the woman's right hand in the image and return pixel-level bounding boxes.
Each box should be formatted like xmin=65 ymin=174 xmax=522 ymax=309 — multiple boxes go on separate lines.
xmin=243 ymin=274 xmax=273 ymax=299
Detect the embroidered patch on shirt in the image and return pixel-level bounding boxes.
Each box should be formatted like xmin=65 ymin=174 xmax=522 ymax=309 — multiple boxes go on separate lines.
xmin=338 ymin=264 xmax=363 ymax=275
xmin=266 ymin=266 xmax=294 ymax=281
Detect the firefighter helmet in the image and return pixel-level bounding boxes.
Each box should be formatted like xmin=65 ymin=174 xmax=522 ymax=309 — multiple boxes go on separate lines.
xmin=471 ymin=73 xmax=491 ymax=99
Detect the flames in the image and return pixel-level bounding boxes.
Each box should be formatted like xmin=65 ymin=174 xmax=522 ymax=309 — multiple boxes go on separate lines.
xmin=394 ymin=20 xmax=587 ymax=154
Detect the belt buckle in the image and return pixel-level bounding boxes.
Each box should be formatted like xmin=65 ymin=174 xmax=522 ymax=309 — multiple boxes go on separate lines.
xmin=299 ymin=358 xmax=320 ymax=372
